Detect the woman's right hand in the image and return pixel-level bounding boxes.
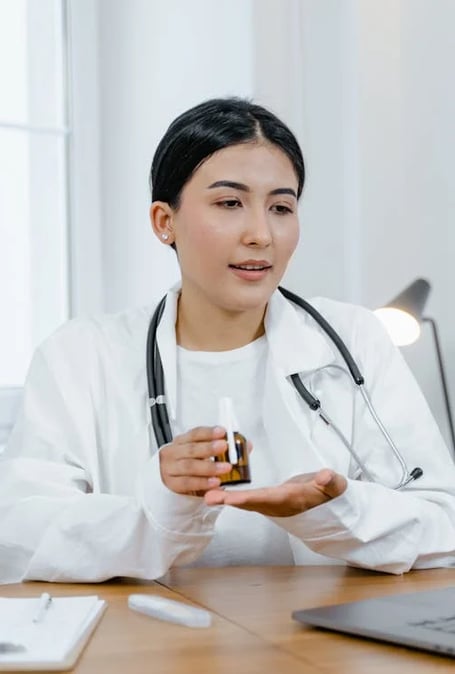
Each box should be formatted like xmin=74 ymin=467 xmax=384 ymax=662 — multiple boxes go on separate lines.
xmin=159 ymin=426 xmax=232 ymax=496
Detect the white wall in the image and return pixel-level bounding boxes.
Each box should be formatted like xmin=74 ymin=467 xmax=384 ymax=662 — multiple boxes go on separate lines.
xmin=68 ymin=0 xmax=104 ymax=316
xmin=97 ymin=0 xmax=254 ymax=311
xmin=254 ymin=0 xmax=455 ymax=444
xmin=277 ymin=0 xmax=356 ymax=301
xmin=68 ymin=0 xmax=455 ymax=446
xmin=396 ymin=0 xmax=455 ymax=439
xmin=334 ymin=0 xmax=454 ymax=444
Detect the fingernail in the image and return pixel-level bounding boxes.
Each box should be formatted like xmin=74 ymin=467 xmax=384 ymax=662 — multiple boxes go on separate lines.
xmin=212 ymin=439 xmax=226 ymax=451
xmin=213 ymin=426 xmax=225 ymax=435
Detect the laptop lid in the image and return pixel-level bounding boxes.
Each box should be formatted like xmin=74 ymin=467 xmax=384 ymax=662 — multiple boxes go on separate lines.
xmin=292 ymin=586 xmax=455 ymax=657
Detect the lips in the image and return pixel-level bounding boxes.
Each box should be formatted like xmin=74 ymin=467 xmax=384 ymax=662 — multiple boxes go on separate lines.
xmin=229 ymin=259 xmax=272 ymax=271
xmin=228 ymin=259 xmax=273 ymax=283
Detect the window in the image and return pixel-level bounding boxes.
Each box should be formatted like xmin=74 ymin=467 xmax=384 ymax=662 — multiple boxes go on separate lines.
xmin=0 ymin=0 xmax=70 ymax=386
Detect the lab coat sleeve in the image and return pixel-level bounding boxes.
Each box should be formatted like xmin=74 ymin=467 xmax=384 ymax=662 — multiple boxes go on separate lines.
xmin=0 ymin=326 xmax=219 ymax=584
xmin=272 ymin=307 xmax=455 ymax=574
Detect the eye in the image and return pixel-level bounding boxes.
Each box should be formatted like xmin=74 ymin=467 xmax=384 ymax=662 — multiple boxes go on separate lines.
xmin=271 ymin=204 xmax=294 ymax=215
xmin=216 ymin=199 xmax=242 ymax=209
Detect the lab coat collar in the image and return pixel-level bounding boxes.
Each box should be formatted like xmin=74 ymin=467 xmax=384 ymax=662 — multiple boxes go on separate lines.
xmin=155 ymin=285 xmax=338 ymax=422
xmin=264 ymin=289 xmax=337 ymax=376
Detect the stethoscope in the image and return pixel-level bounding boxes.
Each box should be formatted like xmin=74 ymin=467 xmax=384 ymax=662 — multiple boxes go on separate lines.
xmin=147 ymin=286 xmax=423 ymax=490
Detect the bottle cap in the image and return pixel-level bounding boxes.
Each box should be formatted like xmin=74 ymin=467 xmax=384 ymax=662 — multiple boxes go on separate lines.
xmin=218 ymin=397 xmax=238 ymax=464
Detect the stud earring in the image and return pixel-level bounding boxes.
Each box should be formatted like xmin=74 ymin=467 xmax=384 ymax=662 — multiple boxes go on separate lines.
xmin=161 ymin=233 xmax=169 ymax=241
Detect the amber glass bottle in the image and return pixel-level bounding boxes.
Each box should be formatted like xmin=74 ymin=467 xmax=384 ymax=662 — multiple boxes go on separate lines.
xmin=214 ymin=431 xmax=251 ymax=485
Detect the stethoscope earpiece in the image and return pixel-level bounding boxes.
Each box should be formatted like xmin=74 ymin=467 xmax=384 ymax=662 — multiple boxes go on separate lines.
xmin=410 ymin=467 xmax=424 ymax=481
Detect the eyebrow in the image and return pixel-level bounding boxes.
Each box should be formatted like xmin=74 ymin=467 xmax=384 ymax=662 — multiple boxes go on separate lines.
xmin=207 ymin=180 xmax=297 ymax=199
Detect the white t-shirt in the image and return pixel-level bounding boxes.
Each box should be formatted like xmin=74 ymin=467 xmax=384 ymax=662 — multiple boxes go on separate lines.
xmin=176 ymin=336 xmax=294 ymax=566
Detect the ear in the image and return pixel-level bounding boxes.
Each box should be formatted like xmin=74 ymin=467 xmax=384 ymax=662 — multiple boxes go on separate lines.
xmin=149 ymin=201 xmax=175 ymax=245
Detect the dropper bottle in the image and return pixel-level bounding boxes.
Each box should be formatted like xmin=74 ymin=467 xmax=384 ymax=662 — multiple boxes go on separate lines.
xmin=215 ymin=397 xmax=251 ymax=486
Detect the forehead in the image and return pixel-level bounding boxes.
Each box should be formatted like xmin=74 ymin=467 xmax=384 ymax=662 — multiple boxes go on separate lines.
xmin=188 ymin=142 xmax=298 ymax=191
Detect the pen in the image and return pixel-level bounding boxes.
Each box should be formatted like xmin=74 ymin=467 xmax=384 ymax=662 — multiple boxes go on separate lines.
xmin=32 ymin=592 xmax=52 ymax=623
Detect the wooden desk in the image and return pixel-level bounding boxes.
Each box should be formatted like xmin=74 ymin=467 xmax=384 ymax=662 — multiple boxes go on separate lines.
xmin=2 ymin=566 xmax=455 ymax=673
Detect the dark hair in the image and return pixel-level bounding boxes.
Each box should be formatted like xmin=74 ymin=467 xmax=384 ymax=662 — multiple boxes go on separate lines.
xmin=150 ymin=97 xmax=305 ymax=209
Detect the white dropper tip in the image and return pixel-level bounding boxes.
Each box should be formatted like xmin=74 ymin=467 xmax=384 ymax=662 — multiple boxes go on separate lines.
xmin=218 ymin=397 xmax=238 ymax=464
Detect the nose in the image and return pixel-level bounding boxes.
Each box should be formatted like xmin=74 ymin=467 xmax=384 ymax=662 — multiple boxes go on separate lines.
xmin=242 ymin=207 xmax=272 ymax=247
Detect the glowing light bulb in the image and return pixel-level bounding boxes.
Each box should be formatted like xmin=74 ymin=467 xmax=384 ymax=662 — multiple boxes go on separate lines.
xmin=374 ymin=307 xmax=421 ymax=346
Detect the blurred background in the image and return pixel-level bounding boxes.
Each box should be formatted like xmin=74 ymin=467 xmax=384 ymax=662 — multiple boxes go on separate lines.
xmin=1 ymin=0 xmax=454 ymax=447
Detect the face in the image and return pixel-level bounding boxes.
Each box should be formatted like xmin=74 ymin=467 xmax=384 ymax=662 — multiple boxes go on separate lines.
xmin=158 ymin=141 xmax=300 ymax=314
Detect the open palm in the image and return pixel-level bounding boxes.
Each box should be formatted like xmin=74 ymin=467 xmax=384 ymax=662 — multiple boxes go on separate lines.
xmin=204 ymin=469 xmax=347 ymax=517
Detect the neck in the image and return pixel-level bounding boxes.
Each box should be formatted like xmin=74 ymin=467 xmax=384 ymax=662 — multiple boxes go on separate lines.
xmin=176 ymin=290 xmax=267 ymax=351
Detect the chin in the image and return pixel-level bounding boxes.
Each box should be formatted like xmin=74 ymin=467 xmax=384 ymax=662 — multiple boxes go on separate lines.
xmin=220 ymin=284 xmax=276 ymax=313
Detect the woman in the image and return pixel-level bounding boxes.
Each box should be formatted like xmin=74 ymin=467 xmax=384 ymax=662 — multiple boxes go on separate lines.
xmin=1 ymin=97 xmax=455 ymax=584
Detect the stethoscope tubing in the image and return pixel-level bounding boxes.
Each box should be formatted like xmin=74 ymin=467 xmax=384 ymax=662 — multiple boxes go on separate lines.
xmin=146 ymin=296 xmax=171 ymax=448
xmin=146 ymin=287 xmax=422 ymax=489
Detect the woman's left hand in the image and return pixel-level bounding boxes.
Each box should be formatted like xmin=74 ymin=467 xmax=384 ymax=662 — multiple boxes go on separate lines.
xmin=204 ymin=468 xmax=347 ymax=517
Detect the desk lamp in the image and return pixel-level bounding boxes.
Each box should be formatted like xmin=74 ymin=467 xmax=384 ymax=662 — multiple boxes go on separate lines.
xmin=374 ymin=278 xmax=455 ymax=456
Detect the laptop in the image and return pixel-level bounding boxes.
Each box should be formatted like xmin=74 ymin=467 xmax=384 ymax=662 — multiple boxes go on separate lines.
xmin=292 ymin=586 xmax=455 ymax=657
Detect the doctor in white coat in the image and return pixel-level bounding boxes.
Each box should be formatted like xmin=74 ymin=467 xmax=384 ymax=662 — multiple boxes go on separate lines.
xmin=1 ymin=97 xmax=455 ymax=585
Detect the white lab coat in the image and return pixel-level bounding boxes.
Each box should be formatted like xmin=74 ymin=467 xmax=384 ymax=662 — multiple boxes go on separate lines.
xmin=1 ymin=286 xmax=455 ymax=584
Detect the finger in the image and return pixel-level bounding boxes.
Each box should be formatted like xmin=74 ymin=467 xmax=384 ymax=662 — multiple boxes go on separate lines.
xmin=175 ymin=426 xmax=226 ymax=445
xmin=167 ymin=475 xmax=224 ymax=495
xmin=314 ymin=469 xmax=347 ymax=498
xmin=169 ymin=457 xmax=231 ymax=478
xmin=163 ymin=437 xmax=228 ymax=462
xmin=205 ymin=489 xmax=229 ymax=506
xmin=204 ymin=486 xmax=279 ymax=509
xmin=185 ymin=438 xmax=229 ymax=460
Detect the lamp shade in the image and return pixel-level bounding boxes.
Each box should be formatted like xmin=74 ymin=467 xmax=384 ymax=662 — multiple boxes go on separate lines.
xmin=374 ymin=278 xmax=431 ymax=346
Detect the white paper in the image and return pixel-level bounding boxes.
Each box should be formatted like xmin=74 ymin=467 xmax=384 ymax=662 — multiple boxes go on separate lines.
xmin=0 ymin=595 xmax=106 ymax=671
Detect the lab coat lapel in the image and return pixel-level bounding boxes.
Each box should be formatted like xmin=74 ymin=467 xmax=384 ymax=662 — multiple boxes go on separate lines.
xmin=262 ymin=290 xmax=338 ymax=481
xmin=262 ymin=362 xmax=324 ymax=481
xmin=264 ymin=290 xmax=337 ymax=377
